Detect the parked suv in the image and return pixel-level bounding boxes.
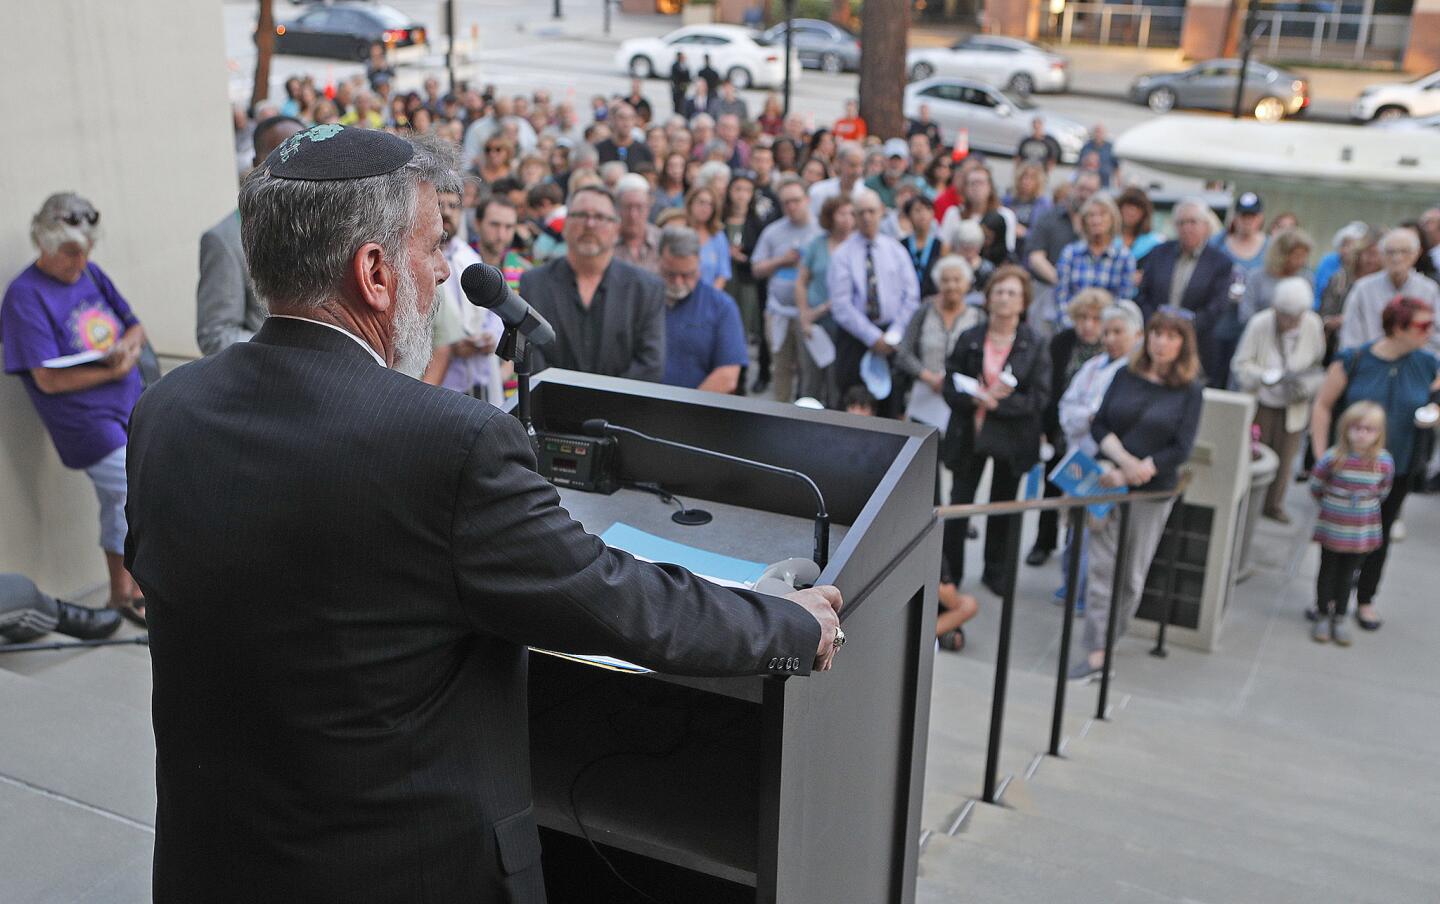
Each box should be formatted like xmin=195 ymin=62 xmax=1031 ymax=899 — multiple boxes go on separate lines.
xmin=1352 ymin=70 xmax=1440 ymax=122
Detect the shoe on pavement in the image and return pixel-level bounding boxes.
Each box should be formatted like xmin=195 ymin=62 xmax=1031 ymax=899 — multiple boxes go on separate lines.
xmin=1391 ymin=520 xmax=1406 ymax=542
xmin=55 ymin=601 xmax=123 ymax=640
xmin=1025 ymin=547 xmax=1051 ymax=567
xmin=1330 ymin=617 xmax=1353 ymax=647
xmin=1067 ymin=659 xmax=1107 ymax=682
xmin=1311 ymin=617 xmax=1331 ymax=643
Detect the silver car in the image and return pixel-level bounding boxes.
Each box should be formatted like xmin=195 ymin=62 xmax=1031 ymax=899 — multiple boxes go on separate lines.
xmin=902 ymin=78 xmax=1086 ymax=163
xmin=757 ymin=18 xmax=860 ymax=74
xmin=1128 ymin=60 xmax=1309 ymax=122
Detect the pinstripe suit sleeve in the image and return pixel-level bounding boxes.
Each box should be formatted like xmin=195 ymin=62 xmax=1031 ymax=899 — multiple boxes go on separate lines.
xmin=450 ymin=411 xmax=823 ymax=676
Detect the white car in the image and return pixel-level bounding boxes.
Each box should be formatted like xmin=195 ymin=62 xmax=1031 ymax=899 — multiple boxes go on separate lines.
xmin=615 ymin=25 xmax=797 ymax=90
xmin=906 ymin=35 xmax=1069 ymax=95
xmin=903 ymin=78 xmax=1086 ymax=163
xmin=1371 ymin=112 xmax=1440 ymax=132
xmin=1352 ymin=70 xmax=1440 ymax=122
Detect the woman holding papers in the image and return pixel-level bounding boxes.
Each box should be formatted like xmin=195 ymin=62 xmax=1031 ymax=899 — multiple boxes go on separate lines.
xmin=1070 ymin=307 xmax=1203 ymax=682
xmin=0 ymin=193 xmax=148 ymax=626
xmin=940 ymin=264 xmax=1052 ymax=598
xmin=894 ymin=255 xmax=984 ymax=443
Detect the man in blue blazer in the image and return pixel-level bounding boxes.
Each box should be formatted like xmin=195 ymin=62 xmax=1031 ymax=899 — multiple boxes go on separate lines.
xmin=1134 ymin=198 xmax=1236 ymax=387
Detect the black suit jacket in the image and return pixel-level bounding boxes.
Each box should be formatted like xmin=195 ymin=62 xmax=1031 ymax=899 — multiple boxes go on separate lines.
xmin=1135 ymin=240 xmax=1234 ymax=380
xmin=125 ymin=318 xmax=819 ymax=903
xmin=940 ymin=323 xmax=1051 ymax=470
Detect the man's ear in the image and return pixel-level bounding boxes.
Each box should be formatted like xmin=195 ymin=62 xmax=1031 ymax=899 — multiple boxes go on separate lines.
xmin=352 ymin=243 xmax=395 ymax=314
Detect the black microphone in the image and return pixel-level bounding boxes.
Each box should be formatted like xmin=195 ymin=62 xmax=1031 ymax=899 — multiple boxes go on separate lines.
xmin=582 ymin=419 xmax=830 ymax=571
xmin=459 ymin=262 xmax=555 ymax=346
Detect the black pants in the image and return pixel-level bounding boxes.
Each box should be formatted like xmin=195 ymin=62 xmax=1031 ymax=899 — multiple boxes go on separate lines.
xmin=834 ymin=330 xmax=899 ymax=417
xmin=1356 ymin=472 xmax=1410 ymax=606
xmin=942 ymin=454 xmax=1023 ymax=590
xmin=1316 ymin=548 xmax=1366 ymax=616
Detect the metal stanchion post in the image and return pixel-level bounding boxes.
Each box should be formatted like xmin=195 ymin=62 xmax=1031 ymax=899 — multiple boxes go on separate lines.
xmin=982 ymin=512 xmax=1025 ymax=803
xmin=1096 ymin=501 xmax=1130 ymax=720
xmin=1049 ymin=507 xmax=1085 ymax=756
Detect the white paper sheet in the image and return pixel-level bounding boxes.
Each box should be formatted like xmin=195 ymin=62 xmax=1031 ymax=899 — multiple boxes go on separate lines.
xmin=905 ymin=381 xmax=951 ymax=432
xmin=803 ymin=327 xmax=836 ymax=368
xmin=40 ymin=349 xmax=106 ymax=369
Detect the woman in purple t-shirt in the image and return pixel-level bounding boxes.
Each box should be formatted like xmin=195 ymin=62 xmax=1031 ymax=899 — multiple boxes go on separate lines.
xmin=0 ymin=193 xmax=147 ymax=625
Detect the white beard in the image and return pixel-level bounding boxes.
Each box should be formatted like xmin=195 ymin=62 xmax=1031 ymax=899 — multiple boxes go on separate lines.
xmin=391 ymin=264 xmax=435 ymax=379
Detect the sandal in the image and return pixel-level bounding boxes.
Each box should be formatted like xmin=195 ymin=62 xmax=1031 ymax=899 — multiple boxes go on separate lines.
xmin=1354 ymin=611 xmax=1383 ymax=631
xmin=939 ymin=627 xmax=966 ymax=652
xmin=108 ymin=597 xmax=147 ymax=628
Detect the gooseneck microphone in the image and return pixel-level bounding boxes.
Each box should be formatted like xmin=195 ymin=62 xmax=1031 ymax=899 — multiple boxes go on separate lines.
xmin=582 ymin=419 xmax=830 ymax=571
xmin=459 ymin=262 xmax=556 ymax=346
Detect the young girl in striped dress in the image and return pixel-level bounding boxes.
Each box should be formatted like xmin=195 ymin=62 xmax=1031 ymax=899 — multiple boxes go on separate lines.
xmin=1309 ymin=401 xmax=1393 ymax=646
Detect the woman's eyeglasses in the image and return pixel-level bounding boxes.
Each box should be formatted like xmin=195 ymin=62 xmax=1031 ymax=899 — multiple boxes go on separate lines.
xmin=60 ymin=210 xmax=100 ymax=227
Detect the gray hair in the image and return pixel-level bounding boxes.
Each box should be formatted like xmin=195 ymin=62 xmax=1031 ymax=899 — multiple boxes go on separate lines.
xmin=836 ymin=142 xmax=865 ymax=165
xmin=1381 ymin=227 xmax=1420 ymax=255
xmin=1331 ymin=219 xmax=1371 ymax=251
xmin=658 ymin=224 xmax=701 ymax=259
xmin=615 ymin=173 xmax=651 ymax=201
xmin=696 ymin=160 xmax=732 ymax=190
xmin=569 ymin=143 xmax=600 ymax=169
xmin=239 ymin=133 xmax=459 ymax=311
xmin=690 ymin=113 xmax=715 ymax=130
xmin=952 ymin=219 xmax=985 ymax=249
xmin=1272 ymin=276 xmax=1313 ymax=316
xmin=30 ymin=192 xmax=101 ymax=254
xmin=599 ymin=160 xmax=629 ymax=182
xmin=1101 ymin=300 xmax=1143 ymax=334
xmin=931 ymin=254 xmax=974 ymax=287
xmin=774 ymin=174 xmax=806 ymax=196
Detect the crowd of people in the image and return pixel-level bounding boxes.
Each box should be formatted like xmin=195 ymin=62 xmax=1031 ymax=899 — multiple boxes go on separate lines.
xmin=6 ymin=60 xmax=1440 ymax=665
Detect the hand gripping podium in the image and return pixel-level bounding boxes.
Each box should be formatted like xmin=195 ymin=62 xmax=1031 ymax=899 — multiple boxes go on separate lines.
xmin=518 ymin=370 xmax=940 ymax=904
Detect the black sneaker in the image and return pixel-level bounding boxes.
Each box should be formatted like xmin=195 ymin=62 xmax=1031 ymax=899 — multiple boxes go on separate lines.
xmin=55 ymin=601 xmax=123 ymax=640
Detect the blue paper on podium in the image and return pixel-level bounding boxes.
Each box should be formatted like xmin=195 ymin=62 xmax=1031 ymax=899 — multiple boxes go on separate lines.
xmin=530 ymin=524 xmax=769 ymax=675
xmin=1048 ymin=447 xmax=1124 ymax=518
xmin=599 ymin=522 xmax=768 ymax=588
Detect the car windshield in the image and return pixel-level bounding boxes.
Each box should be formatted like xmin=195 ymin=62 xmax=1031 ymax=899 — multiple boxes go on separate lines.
xmin=1406 ymin=70 xmax=1440 ymax=86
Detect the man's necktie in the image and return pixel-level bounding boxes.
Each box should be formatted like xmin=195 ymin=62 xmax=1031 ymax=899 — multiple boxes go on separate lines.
xmin=865 ymin=241 xmax=881 ymax=323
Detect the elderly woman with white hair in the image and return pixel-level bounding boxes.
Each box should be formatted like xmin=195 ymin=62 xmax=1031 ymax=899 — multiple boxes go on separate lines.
xmin=1232 ymin=275 xmax=1327 ymax=522
xmin=0 ymin=193 xmax=149 ymax=625
xmin=949 ymin=219 xmax=995 ymax=294
xmin=895 ymin=255 xmax=985 ymax=423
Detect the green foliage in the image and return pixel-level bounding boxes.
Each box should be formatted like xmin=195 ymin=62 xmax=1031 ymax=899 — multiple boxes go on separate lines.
xmin=768 ymin=0 xmax=862 ymax=25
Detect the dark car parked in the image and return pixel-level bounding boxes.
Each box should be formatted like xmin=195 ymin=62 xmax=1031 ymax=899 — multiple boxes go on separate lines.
xmin=757 ymin=18 xmax=860 ymax=73
xmin=273 ymin=2 xmax=426 ymax=62
xmin=1128 ymin=59 xmax=1308 ymax=122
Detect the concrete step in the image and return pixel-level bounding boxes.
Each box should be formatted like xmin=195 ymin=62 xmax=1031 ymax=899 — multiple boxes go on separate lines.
xmin=0 ymin=776 xmax=151 ymax=904
xmin=956 ymin=803 xmax=1347 ymax=904
xmin=0 ymin=634 xmax=152 ymax=717
xmin=1003 ymin=769 xmax=1440 ymax=902
xmin=1066 ymin=718 xmax=1440 ymax=835
xmin=918 ymin=832 xmax=1183 ymax=904
xmin=0 ymin=667 xmax=155 ymax=826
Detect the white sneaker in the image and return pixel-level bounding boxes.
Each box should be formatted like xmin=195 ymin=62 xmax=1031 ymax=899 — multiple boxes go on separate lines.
xmin=1391 ymin=520 xmax=1406 ymax=542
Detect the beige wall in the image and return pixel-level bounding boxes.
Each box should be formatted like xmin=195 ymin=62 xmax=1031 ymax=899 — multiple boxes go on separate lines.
xmin=1 ymin=0 xmax=235 ymax=595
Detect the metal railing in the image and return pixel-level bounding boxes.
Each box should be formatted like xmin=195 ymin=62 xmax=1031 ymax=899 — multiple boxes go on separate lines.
xmin=1045 ymin=3 xmax=1186 ymax=50
xmin=936 ymin=473 xmax=1190 ymax=805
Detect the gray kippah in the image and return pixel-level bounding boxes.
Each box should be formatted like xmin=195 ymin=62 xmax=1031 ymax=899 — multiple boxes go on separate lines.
xmin=266 ymin=124 xmax=414 ymax=181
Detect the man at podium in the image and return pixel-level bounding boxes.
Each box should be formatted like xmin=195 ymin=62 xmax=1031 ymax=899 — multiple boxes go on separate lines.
xmin=125 ymin=126 xmax=843 ymax=903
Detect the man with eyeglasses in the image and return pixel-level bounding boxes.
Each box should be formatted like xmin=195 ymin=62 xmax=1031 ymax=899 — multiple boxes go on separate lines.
xmin=827 ymin=188 xmax=920 ymax=416
xmin=520 ymin=185 xmax=665 ymax=381
xmin=1340 ymin=227 xmax=1440 ymax=355
xmin=1135 ymin=197 xmax=1236 ymax=385
xmin=752 ymin=177 xmax=823 ymax=401
xmin=656 ymin=226 xmax=748 ymax=392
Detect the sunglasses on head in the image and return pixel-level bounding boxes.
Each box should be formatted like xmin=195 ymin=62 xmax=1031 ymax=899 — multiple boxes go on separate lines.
xmin=1156 ymin=305 xmax=1196 ymax=322
xmin=60 ymin=209 xmax=100 ymax=227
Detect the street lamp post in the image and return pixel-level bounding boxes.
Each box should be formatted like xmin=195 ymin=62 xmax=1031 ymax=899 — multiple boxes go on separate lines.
xmin=1231 ymin=0 xmax=1263 ymax=119
xmin=782 ymin=0 xmax=795 ymax=116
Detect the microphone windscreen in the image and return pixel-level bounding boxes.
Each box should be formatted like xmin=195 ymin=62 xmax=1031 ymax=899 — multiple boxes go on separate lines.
xmin=580 ymin=419 xmax=609 ymax=437
xmin=459 ymin=262 xmax=506 ymax=308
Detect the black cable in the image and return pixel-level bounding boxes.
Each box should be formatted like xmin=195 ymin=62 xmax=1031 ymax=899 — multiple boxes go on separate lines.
xmin=622 ymin=480 xmax=692 ymax=516
xmin=566 ymin=697 xmax=694 ymax=904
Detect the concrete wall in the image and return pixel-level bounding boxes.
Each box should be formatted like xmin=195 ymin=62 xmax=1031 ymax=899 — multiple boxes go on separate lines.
xmin=0 ymin=0 xmax=235 ymax=595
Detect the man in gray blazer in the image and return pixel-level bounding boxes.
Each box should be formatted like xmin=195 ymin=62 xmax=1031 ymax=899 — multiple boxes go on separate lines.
xmin=519 ymin=185 xmax=666 ymax=381
xmin=194 ymin=115 xmax=303 ymax=355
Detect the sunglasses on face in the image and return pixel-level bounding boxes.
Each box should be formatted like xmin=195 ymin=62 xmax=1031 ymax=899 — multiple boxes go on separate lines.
xmin=1409 ymin=319 xmax=1434 ymax=333
xmin=61 ymin=210 xmax=100 ymax=227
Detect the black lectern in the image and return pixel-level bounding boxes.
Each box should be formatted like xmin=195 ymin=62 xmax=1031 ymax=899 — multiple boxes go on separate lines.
xmin=517 ymin=370 xmax=940 ymax=904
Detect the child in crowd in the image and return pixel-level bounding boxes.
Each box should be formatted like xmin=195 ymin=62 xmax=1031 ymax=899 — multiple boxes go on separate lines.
xmin=843 ymin=385 xmax=877 ymax=416
xmin=1308 ymin=401 xmax=1393 ymax=646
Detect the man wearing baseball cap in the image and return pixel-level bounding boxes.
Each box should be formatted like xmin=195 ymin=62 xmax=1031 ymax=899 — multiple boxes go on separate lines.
xmin=865 ymin=137 xmax=921 ymax=209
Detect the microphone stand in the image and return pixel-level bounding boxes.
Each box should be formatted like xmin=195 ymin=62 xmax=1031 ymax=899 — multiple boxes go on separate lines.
xmin=495 ymin=326 xmax=537 ymax=453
